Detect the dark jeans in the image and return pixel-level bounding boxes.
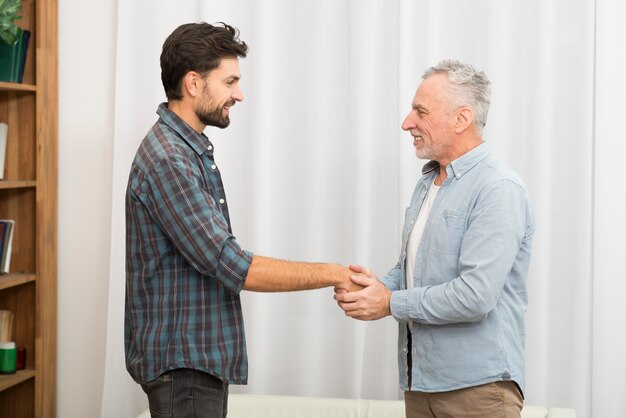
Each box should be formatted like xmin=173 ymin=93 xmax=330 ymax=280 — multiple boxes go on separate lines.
xmin=141 ymin=369 xmax=229 ymax=418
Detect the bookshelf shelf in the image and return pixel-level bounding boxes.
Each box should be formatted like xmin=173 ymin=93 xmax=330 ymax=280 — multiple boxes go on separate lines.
xmin=0 ymin=180 xmax=37 ymax=190
xmin=0 ymin=0 xmax=57 ymax=416
xmin=0 ymin=82 xmax=36 ymax=92
xmin=0 ymin=369 xmax=35 ymax=393
xmin=0 ymin=274 xmax=36 ymax=292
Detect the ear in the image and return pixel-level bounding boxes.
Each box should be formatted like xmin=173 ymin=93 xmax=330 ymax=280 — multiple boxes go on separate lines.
xmin=181 ymin=71 xmax=203 ymax=99
xmin=454 ymin=107 xmax=474 ymax=134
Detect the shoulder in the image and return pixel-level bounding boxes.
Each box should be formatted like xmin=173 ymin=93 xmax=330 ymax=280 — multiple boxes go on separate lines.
xmin=133 ymin=121 xmax=197 ymax=173
xmin=478 ymin=155 xmax=529 ymax=193
xmin=464 ymin=156 xmax=534 ymax=219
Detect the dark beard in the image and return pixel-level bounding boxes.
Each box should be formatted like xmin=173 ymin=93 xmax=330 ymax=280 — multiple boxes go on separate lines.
xmin=196 ymin=106 xmax=230 ymax=129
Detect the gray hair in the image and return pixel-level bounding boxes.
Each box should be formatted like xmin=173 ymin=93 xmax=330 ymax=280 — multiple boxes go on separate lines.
xmin=422 ymin=60 xmax=491 ymax=132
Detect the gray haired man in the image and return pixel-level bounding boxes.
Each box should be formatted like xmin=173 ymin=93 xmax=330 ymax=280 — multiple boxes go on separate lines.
xmin=335 ymin=60 xmax=535 ymax=418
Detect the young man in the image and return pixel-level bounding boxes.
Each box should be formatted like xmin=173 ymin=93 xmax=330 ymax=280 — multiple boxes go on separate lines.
xmin=336 ymin=60 xmax=535 ymax=418
xmin=125 ymin=22 xmax=359 ymax=418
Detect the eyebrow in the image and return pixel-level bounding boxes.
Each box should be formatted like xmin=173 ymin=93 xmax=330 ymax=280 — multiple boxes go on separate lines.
xmin=225 ymin=75 xmax=241 ymax=82
xmin=413 ymin=104 xmax=428 ymax=112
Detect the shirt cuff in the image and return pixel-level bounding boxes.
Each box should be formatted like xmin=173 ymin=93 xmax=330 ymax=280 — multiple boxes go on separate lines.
xmin=216 ymin=238 xmax=253 ymax=295
xmin=390 ymin=289 xmax=413 ymax=322
xmin=380 ymin=276 xmax=398 ymax=291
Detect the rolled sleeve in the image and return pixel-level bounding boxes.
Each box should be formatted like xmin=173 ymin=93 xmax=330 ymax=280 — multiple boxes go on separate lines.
xmin=217 ymin=241 xmax=253 ymax=294
xmin=140 ymin=155 xmax=252 ymax=293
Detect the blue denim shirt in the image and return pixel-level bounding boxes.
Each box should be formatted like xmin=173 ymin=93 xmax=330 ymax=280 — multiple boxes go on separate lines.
xmin=380 ymin=143 xmax=535 ymax=394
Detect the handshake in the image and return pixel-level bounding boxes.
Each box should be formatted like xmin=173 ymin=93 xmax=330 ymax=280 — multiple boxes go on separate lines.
xmin=244 ymin=255 xmax=392 ymax=321
xmin=333 ymin=265 xmax=392 ymax=321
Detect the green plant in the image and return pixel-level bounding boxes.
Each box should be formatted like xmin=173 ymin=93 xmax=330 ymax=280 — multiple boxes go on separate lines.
xmin=0 ymin=0 xmax=21 ymax=46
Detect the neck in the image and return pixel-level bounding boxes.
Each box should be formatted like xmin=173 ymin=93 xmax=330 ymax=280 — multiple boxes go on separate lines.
xmin=435 ymin=137 xmax=483 ymax=185
xmin=435 ymin=168 xmax=447 ymax=186
xmin=168 ymin=100 xmax=205 ymax=133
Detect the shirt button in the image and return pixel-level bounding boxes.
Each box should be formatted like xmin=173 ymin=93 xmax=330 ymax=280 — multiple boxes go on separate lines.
xmin=403 ymin=347 xmax=408 ymax=353
xmin=211 ymin=164 xmax=217 ymax=170
xmin=219 ymin=198 xmax=225 ymax=204
xmin=411 ymin=219 xmax=415 ymax=224
xmin=208 ymin=145 xmax=213 ymax=151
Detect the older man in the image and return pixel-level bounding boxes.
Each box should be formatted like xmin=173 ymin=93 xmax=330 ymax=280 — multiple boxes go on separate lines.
xmin=336 ymin=60 xmax=535 ymax=418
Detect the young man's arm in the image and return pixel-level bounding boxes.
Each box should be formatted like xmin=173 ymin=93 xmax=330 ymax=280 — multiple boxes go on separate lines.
xmin=243 ymin=255 xmax=362 ymax=292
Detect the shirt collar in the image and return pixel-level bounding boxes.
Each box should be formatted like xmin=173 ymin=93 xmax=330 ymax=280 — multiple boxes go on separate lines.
xmin=421 ymin=142 xmax=490 ymax=179
xmin=157 ymin=102 xmax=215 ymax=157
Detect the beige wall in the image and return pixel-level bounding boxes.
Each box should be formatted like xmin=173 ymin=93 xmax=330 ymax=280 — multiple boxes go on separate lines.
xmin=57 ymin=0 xmax=116 ymax=416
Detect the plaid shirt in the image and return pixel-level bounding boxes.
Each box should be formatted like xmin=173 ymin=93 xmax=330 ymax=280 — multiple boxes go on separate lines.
xmin=125 ymin=103 xmax=253 ymax=385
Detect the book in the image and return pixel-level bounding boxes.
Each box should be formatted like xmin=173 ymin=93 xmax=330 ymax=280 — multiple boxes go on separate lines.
xmin=17 ymin=30 xmax=30 ymax=83
xmin=0 ymin=223 xmax=5 ymax=265
xmin=0 ymin=122 xmax=7 ymax=179
xmin=0 ymin=310 xmax=13 ymax=342
xmin=0 ymin=220 xmax=15 ymax=273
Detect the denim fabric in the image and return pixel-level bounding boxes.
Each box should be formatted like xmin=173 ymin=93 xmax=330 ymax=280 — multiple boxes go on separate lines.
xmin=141 ymin=369 xmax=229 ymax=418
xmin=380 ymin=143 xmax=535 ymax=394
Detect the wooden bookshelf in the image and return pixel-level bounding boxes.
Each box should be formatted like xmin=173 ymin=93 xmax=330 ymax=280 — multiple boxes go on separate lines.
xmin=0 ymin=180 xmax=36 ymax=189
xmin=0 ymin=82 xmax=37 ymax=92
xmin=0 ymin=369 xmax=36 ymax=392
xmin=0 ymin=0 xmax=57 ymax=417
xmin=0 ymin=274 xmax=37 ymax=291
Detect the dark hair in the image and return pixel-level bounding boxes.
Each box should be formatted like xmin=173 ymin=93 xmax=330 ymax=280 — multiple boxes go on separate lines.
xmin=160 ymin=22 xmax=248 ymax=101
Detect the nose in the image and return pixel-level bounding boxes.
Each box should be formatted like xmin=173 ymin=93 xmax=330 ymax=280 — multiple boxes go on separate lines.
xmin=232 ymin=85 xmax=244 ymax=102
xmin=401 ymin=112 xmax=415 ymax=131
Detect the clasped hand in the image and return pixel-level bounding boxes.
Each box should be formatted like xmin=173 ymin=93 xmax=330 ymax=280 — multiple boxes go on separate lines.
xmin=334 ymin=265 xmax=391 ymax=321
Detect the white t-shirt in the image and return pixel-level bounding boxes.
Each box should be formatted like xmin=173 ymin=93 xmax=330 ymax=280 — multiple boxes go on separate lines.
xmin=405 ymin=180 xmax=440 ymax=328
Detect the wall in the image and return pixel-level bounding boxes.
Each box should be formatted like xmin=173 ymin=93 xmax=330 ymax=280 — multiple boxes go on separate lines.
xmin=57 ymin=0 xmax=116 ymax=416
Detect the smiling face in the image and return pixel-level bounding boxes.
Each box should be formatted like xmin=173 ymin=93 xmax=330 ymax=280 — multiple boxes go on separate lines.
xmin=401 ymin=74 xmax=458 ymax=164
xmin=195 ymin=57 xmax=243 ymax=129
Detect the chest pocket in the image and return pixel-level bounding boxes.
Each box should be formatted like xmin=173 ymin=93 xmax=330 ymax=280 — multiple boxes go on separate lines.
xmin=429 ymin=209 xmax=467 ymax=255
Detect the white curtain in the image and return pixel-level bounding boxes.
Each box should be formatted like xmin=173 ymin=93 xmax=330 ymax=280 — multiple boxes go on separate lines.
xmin=593 ymin=1 xmax=626 ymax=418
xmin=100 ymin=1 xmax=626 ymax=417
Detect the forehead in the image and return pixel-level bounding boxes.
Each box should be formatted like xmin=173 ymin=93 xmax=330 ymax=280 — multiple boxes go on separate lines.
xmin=413 ymin=73 xmax=449 ymax=107
xmin=206 ymin=57 xmax=241 ymax=79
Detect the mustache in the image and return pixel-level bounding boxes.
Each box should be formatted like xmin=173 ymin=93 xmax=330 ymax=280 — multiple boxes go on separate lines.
xmin=225 ymin=99 xmax=236 ymax=107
